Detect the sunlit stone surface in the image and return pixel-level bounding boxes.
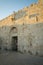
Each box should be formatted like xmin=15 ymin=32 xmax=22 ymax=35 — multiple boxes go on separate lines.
xmin=0 ymin=0 xmax=43 ymax=56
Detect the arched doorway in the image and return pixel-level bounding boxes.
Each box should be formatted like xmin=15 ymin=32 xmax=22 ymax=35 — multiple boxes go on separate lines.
xmin=10 ymin=26 xmax=18 ymax=51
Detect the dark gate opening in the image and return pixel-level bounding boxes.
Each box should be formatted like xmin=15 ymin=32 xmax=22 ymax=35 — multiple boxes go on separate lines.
xmin=12 ymin=36 xmax=18 ymax=51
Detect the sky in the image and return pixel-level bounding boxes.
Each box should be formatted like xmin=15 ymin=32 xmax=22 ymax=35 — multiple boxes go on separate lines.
xmin=0 ymin=0 xmax=38 ymax=20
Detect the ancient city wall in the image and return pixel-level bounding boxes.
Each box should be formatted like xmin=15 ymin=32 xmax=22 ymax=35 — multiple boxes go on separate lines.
xmin=0 ymin=0 xmax=43 ymax=56
xmin=18 ymin=22 xmax=43 ymax=56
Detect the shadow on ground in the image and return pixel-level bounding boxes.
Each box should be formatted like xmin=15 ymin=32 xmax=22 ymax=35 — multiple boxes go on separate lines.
xmin=0 ymin=51 xmax=43 ymax=65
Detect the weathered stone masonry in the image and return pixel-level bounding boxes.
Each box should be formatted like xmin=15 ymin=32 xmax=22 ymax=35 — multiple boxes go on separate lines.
xmin=0 ymin=0 xmax=43 ymax=56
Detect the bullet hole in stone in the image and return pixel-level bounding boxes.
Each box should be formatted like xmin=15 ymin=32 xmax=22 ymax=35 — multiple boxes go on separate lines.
xmin=30 ymin=43 xmax=32 ymax=46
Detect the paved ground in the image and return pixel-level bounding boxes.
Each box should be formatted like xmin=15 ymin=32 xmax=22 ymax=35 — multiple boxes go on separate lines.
xmin=0 ymin=51 xmax=43 ymax=65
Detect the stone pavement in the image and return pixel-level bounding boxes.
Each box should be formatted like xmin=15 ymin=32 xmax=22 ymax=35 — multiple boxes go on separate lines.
xmin=0 ymin=51 xmax=43 ymax=65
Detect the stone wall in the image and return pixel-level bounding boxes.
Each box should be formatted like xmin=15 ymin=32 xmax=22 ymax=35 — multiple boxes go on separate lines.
xmin=18 ymin=22 xmax=43 ymax=56
xmin=0 ymin=22 xmax=43 ymax=56
xmin=0 ymin=26 xmax=11 ymax=50
xmin=0 ymin=0 xmax=43 ymax=56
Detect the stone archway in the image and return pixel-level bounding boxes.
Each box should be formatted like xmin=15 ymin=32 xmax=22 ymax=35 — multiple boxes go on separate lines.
xmin=10 ymin=26 xmax=18 ymax=51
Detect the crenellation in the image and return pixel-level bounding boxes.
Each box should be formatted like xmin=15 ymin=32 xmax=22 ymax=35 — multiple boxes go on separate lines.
xmin=0 ymin=0 xmax=43 ymax=56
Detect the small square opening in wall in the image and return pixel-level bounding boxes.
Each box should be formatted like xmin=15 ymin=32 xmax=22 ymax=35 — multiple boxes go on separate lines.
xmin=36 ymin=16 xmax=38 ymax=22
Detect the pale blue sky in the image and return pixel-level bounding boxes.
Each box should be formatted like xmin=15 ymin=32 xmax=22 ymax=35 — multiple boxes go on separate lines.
xmin=0 ymin=0 xmax=38 ymax=20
